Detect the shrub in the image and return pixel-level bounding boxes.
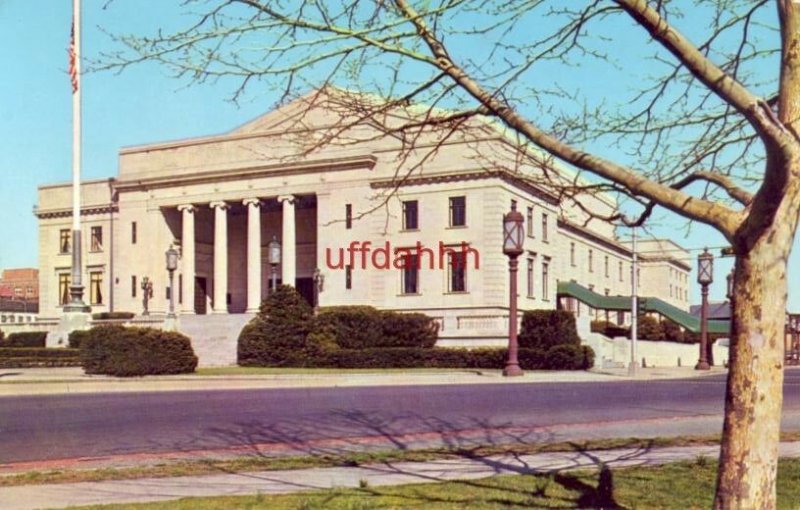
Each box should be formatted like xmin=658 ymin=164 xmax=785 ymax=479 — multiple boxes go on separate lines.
xmin=238 ymin=285 xmax=313 ymax=366
xmin=237 ymin=345 xmax=593 ymax=371
xmin=0 ymin=347 xmax=80 ymax=359
xmin=92 ymin=312 xmax=136 ymax=320
xmin=662 ymin=321 xmax=686 ymax=343
xmin=542 ymin=344 xmax=587 ymax=370
xmin=313 ymin=306 xmax=382 ymax=349
xmin=591 ymin=320 xmax=630 ymax=338
xmin=68 ymin=330 xmax=92 ymax=349
xmin=519 ymin=310 xmax=580 ymax=350
xmin=0 ymin=347 xmax=81 ymax=368
xmin=309 ymin=307 xmax=438 ymax=350
xmin=3 ymin=332 xmax=47 ymax=348
xmin=637 ymin=315 xmax=665 ymax=341
xmin=379 ymin=312 xmax=438 ymax=348
xmin=80 ymin=325 xmax=197 ymax=377
xmin=0 ymin=329 xmax=4 ymax=343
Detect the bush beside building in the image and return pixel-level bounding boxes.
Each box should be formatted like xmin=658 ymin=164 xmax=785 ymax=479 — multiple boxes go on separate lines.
xmin=80 ymin=325 xmax=198 ymax=377
xmin=238 ymin=286 xmax=594 ymax=370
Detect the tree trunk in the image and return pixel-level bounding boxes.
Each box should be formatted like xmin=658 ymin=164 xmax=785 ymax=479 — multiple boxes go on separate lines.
xmin=714 ymin=226 xmax=793 ymax=509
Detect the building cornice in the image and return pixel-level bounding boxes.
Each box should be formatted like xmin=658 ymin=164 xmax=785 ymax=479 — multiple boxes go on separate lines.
xmin=34 ymin=204 xmax=118 ymax=220
xmin=557 ymin=218 xmax=692 ymax=271
xmin=369 ymin=170 xmax=560 ymax=206
xmin=115 ymin=154 xmax=378 ymax=192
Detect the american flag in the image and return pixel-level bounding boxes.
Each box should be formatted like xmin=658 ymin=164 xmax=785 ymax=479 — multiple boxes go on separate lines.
xmin=68 ymin=22 xmax=78 ymax=93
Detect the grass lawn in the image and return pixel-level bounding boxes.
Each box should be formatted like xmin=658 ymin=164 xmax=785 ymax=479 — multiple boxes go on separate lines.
xmin=0 ymin=435 xmax=724 ymax=488
xmin=71 ymin=457 xmax=800 ymax=509
xmin=6 ymin=433 xmax=800 ymax=489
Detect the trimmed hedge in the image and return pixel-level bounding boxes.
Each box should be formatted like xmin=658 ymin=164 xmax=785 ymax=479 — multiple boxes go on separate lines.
xmin=519 ymin=310 xmax=580 ymax=350
xmin=637 ymin=315 xmax=665 ymax=341
xmin=80 ymin=325 xmax=198 ymax=377
xmin=240 ymin=345 xmax=593 ymax=370
xmin=590 ymin=320 xmax=631 ymax=338
xmin=238 ymin=285 xmax=314 ymax=366
xmin=92 ymin=312 xmax=136 ymax=320
xmin=238 ymin=292 xmax=593 ymax=370
xmin=379 ymin=312 xmax=438 ymax=348
xmin=312 ymin=306 xmax=438 ymax=349
xmin=0 ymin=347 xmax=81 ymax=368
xmin=2 ymin=332 xmax=47 ymax=348
xmin=68 ymin=330 xmax=91 ymax=349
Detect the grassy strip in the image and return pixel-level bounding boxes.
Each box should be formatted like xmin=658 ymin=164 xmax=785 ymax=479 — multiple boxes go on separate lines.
xmin=2 ymin=433 xmax=787 ymax=488
xmin=194 ymin=366 xmax=488 ymax=376
xmin=68 ymin=457 xmax=800 ymax=509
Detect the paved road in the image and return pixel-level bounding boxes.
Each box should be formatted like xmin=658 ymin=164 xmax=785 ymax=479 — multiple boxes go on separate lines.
xmin=4 ymin=371 xmax=800 ymax=465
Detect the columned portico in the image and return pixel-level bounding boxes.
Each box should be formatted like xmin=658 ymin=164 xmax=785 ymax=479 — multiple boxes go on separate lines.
xmin=278 ymin=195 xmax=297 ymax=287
xmin=243 ymin=198 xmax=262 ymax=313
xmin=210 ymin=201 xmax=229 ymax=314
xmin=178 ymin=204 xmax=196 ymax=315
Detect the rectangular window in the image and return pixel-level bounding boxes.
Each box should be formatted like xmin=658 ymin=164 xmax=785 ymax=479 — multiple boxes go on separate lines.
xmin=402 ymin=200 xmax=418 ymax=230
xmin=401 ymin=253 xmax=419 ymax=294
xmin=345 ymin=204 xmax=352 ymax=229
xmin=345 ymin=265 xmax=352 ymax=290
xmin=570 ymin=243 xmax=576 ymax=266
xmin=131 ymin=222 xmax=138 ymax=244
xmin=90 ymin=226 xmax=103 ymax=252
xmin=527 ymin=257 xmax=535 ymax=297
xmin=541 ymin=258 xmax=550 ymax=300
xmin=541 ymin=213 xmax=549 ymax=242
xmin=588 ymin=249 xmax=594 ymax=272
xmin=449 ymin=196 xmax=466 ymax=227
xmin=58 ymin=273 xmax=71 ymax=305
xmin=617 ymin=311 xmax=625 ymax=326
xmin=178 ymin=274 xmax=183 ymax=304
xmin=669 ymin=284 xmax=673 ymax=297
xmin=447 ymin=251 xmax=467 ymax=292
xmin=59 ymin=229 xmax=71 ymax=254
xmin=132 ymin=275 xmax=137 ymax=298
xmin=527 ymin=207 xmax=534 ymax=237
xmin=619 ymin=261 xmax=624 ymax=282
xmin=604 ymin=255 xmax=609 ymax=278
xmin=89 ymin=271 xmax=103 ymax=305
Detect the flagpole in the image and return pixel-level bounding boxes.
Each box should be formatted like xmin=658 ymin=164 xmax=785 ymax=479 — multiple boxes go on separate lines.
xmin=67 ymin=0 xmax=88 ymax=312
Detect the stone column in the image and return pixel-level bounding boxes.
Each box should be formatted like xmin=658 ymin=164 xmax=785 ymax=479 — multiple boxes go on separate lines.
xmin=278 ymin=195 xmax=296 ymax=287
xmin=210 ymin=201 xmax=229 ymax=314
xmin=178 ymin=205 xmax=196 ymax=315
xmin=243 ymin=198 xmax=262 ymax=313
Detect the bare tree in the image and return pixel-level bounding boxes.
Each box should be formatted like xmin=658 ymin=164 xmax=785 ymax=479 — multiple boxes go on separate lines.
xmin=99 ymin=1 xmax=799 ymax=507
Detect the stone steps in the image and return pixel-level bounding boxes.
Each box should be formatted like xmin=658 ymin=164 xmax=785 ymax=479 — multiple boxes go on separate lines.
xmin=179 ymin=314 xmax=254 ymax=367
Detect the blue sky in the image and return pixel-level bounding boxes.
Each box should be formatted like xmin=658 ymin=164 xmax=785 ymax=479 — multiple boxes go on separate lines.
xmin=0 ymin=1 xmax=795 ymax=308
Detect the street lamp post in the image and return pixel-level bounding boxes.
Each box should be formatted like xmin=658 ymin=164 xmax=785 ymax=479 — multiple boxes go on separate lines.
xmin=165 ymin=245 xmax=179 ymax=319
xmin=268 ymin=236 xmax=281 ymax=292
xmin=696 ymin=248 xmax=714 ymax=370
xmin=502 ymin=202 xmax=525 ymax=377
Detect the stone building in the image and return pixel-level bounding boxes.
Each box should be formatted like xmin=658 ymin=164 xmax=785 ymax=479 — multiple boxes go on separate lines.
xmin=35 ymin=90 xmax=690 ymax=346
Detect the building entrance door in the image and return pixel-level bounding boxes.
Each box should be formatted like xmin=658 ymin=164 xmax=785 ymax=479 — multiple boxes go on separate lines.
xmin=194 ymin=277 xmax=207 ymax=315
xmin=296 ymin=278 xmax=314 ymax=307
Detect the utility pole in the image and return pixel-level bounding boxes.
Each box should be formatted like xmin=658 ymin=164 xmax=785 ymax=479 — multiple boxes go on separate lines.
xmin=629 ymin=225 xmax=638 ymax=376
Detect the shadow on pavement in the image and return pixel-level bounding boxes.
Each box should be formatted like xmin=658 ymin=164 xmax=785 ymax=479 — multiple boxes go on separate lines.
xmin=139 ymin=408 xmax=663 ymax=508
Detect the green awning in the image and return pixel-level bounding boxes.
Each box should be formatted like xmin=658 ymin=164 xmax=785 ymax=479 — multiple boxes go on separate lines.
xmin=557 ymin=280 xmax=730 ymax=334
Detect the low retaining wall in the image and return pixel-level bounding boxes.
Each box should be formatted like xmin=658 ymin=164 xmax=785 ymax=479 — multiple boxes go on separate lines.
xmin=585 ymin=333 xmax=729 ymax=368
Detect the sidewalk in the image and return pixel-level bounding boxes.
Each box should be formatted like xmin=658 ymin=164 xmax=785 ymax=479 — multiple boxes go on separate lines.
xmin=0 ymin=366 xmax=729 ymax=397
xmin=1 ymin=441 xmax=798 ymax=510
